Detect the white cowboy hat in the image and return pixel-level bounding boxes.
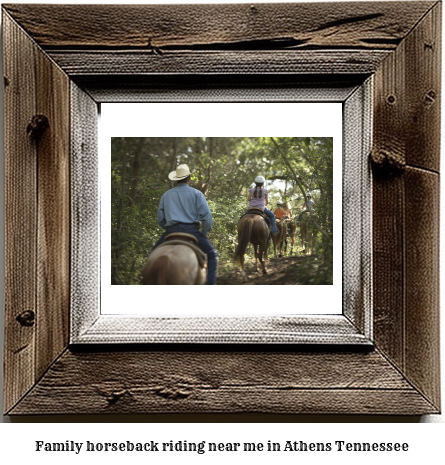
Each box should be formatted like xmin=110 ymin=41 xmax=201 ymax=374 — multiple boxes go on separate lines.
xmin=168 ymin=164 xmax=194 ymax=181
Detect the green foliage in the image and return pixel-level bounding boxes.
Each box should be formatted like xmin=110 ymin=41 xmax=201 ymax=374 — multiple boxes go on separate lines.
xmin=207 ymin=195 xmax=247 ymax=262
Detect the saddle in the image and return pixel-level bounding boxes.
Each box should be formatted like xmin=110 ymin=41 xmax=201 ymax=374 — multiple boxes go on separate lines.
xmin=241 ymin=208 xmax=271 ymax=227
xmin=159 ymin=233 xmax=208 ymax=269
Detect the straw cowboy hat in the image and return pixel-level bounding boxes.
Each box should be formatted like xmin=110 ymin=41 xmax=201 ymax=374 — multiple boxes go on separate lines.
xmin=168 ymin=164 xmax=194 ymax=181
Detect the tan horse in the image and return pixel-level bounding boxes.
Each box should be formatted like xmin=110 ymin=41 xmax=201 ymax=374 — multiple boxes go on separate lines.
xmin=233 ymin=213 xmax=270 ymax=280
xmin=141 ymin=234 xmax=207 ymax=285
xmin=272 ymin=218 xmax=287 ymax=258
xmin=284 ymin=219 xmax=297 ymax=255
xmin=299 ymin=211 xmax=318 ymax=255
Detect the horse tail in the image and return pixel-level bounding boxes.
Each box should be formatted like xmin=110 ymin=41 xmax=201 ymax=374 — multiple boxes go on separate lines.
xmin=142 ymin=254 xmax=172 ymax=285
xmin=233 ymin=218 xmax=253 ymax=265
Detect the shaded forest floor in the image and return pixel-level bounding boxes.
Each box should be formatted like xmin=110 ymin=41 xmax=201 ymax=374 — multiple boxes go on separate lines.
xmin=217 ymin=251 xmax=331 ymax=285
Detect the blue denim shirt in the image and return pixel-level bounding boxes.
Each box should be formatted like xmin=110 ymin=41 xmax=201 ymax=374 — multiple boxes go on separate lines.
xmin=157 ymin=184 xmax=213 ymax=237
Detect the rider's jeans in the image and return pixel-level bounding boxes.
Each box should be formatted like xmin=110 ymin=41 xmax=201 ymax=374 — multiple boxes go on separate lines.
xmin=152 ymin=223 xmax=219 ymax=285
xmin=264 ymin=208 xmax=277 ymax=232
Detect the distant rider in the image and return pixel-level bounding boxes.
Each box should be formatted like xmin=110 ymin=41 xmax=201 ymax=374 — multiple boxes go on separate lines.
xmin=273 ymin=202 xmax=287 ymax=219
xmin=297 ymin=193 xmax=315 ymax=225
xmin=247 ymin=176 xmax=278 ymax=236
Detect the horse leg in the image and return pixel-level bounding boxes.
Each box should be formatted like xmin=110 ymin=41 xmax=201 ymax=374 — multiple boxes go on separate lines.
xmin=239 ymin=253 xmax=248 ymax=281
xmin=254 ymin=244 xmax=259 ymax=272
xmin=301 ymin=226 xmax=307 ymax=254
xmin=259 ymin=242 xmax=267 ymax=274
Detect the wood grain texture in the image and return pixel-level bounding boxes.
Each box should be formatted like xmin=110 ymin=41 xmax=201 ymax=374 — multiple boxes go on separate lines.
xmin=372 ymin=1 xmax=441 ymax=173
xmin=70 ymin=83 xmax=100 ymax=338
xmin=2 ymin=2 xmax=441 ymax=416
xmin=372 ymin=2 xmax=441 ymax=411
xmin=3 ymin=11 xmax=71 ymax=412
xmin=2 ymin=2 xmax=435 ymax=49
xmin=3 ymin=1 xmax=433 ymax=79
xmin=76 ymin=75 xmax=366 ymax=103
xmin=3 ymin=12 xmax=38 ymax=414
xmin=35 ymin=41 xmax=71 ymax=380
xmin=8 ymin=349 xmax=437 ymax=415
xmin=404 ymin=2 xmax=441 ymax=172
xmin=404 ymin=167 xmax=440 ymax=407
xmin=46 ymin=50 xmax=390 ymax=77
xmin=372 ymin=175 xmax=405 ymax=369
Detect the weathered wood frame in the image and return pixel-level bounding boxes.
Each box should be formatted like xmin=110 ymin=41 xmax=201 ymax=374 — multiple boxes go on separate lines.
xmin=71 ymin=83 xmax=372 ymax=346
xmin=2 ymin=2 xmax=441 ymax=415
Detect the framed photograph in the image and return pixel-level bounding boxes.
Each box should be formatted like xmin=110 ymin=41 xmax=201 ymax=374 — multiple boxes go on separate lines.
xmin=3 ymin=2 xmax=440 ymax=415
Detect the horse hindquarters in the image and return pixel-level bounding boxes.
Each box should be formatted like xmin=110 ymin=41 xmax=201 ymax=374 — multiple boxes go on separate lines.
xmin=141 ymin=245 xmax=204 ymax=285
xmin=141 ymin=254 xmax=171 ymax=284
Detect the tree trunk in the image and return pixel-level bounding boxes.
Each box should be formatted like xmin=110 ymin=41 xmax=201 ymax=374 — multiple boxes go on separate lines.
xmin=128 ymin=137 xmax=145 ymax=206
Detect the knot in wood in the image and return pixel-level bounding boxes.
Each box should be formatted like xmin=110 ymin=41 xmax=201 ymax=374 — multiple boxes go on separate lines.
xmin=16 ymin=310 xmax=35 ymax=327
xmin=27 ymin=115 xmax=49 ymax=141
xmin=154 ymin=386 xmax=191 ymax=400
xmin=105 ymin=390 xmax=128 ymax=405
xmin=370 ymin=148 xmax=405 ymax=178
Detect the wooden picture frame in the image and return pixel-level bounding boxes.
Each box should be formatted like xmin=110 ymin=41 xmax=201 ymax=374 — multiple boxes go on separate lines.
xmin=2 ymin=2 xmax=441 ymax=415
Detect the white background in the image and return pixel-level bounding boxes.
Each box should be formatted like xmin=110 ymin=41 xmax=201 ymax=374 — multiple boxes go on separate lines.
xmin=100 ymin=102 xmax=343 ymax=315
xmin=0 ymin=0 xmax=444 ymax=460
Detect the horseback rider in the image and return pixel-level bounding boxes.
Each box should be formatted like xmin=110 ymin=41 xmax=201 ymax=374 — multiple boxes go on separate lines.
xmin=274 ymin=202 xmax=287 ymax=219
xmin=247 ymin=175 xmax=278 ymax=235
xmin=297 ymin=193 xmax=315 ymax=225
xmin=151 ymin=164 xmax=219 ymax=285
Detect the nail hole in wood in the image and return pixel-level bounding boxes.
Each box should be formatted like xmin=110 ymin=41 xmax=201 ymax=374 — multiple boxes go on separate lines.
xmin=425 ymin=90 xmax=436 ymax=105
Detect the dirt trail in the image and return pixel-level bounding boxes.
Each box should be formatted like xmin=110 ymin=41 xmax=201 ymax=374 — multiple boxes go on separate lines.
xmin=217 ymin=253 xmax=324 ymax=285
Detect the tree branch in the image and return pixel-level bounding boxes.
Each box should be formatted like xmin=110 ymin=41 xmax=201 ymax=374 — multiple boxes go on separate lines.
xmin=270 ymin=137 xmax=332 ymax=243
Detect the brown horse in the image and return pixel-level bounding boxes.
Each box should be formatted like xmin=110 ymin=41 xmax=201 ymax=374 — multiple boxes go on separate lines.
xmin=284 ymin=219 xmax=297 ymax=255
xmin=233 ymin=213 xmax=270 ymax=280
xmin=141 ymin=234 xmax=207 ymax=285
xmin=299 ymin=211 xmax=318 ymax=255
xmin=272 ymin=218 xmax=287 ymax=258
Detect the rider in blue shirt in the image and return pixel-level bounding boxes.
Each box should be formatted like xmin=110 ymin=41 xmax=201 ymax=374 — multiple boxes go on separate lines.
xmin=152 ymin=164 xmax=219 ymax=285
